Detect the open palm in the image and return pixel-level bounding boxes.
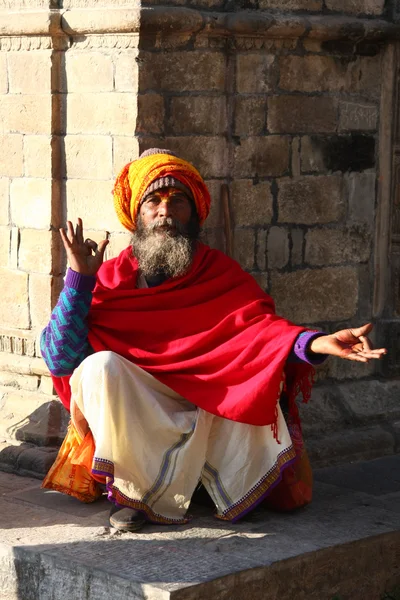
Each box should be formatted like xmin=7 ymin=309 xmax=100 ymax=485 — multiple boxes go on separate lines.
xmin=309 ymin=323 xmax=387 ymax=362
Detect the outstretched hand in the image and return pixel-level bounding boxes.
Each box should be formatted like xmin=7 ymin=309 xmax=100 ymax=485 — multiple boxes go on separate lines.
xmin=59 ymin=218 xmax=109 ymax=277
xmin=309 ymin=323 xmax=387 ymax=363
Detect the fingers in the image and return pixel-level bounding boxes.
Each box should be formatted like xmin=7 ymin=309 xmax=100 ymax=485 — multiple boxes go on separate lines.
xmin=75 ymin=217 xmax=84 ymax=245
xmin=96 ymin=239 xmax=109 ymax=258
xmin=343 ymin=347 xmax=387 ymax=362
xmin=349 ymin=323 xmax=373 ymax=339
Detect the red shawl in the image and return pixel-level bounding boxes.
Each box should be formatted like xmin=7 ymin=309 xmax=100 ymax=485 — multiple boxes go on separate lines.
xmin=53 ymin=243 xmax=314 ymax=428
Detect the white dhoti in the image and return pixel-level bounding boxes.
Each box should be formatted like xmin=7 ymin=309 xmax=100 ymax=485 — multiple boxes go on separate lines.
xmin=70 ymin=351 xmax=296 ymax=524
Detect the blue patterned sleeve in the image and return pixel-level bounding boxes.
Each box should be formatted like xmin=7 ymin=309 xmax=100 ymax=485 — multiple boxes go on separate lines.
xmin=40 ymin=269 xmax=97 ymax=377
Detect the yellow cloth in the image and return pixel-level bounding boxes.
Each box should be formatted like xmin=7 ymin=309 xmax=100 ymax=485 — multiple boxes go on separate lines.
xmin=113 ymin=153 xmax=211 ymax=231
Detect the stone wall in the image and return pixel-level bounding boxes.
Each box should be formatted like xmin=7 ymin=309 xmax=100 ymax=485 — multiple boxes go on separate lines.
xmin=0 ymin=0 xmax=400 ymax=474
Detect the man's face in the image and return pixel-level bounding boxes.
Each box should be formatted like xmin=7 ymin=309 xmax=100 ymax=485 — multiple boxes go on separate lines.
xmin=139 ymin=187 xmax=192 ymax=234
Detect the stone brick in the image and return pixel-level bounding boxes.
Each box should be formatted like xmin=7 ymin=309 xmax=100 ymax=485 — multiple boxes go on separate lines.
xmin=106 ymin=232 xmax=131 ymax=260
xmin=10 ymin=179 xmax=52 ymax=229
xmin=160 ymin=136 xmax=228 ymax=179
xmin=345 ymin=171 xmax=376 ymax=227
xmin=234 ymin=97 xmax=266 ymax=136
xmin=236 ymin=54 xmax=275 ymax=94
xmin=231 ymin=179 xmax=273 ymax=227
xmin=270 ymin=266 xmax=358 ymax=323
xmin=169 ymin=97 xmax=226 ymax=135
xmin=114 ymin=51 xmax=139 ymax=92
xmin=0 ymin=178 xmax=9 ymax=225
xmin=64 ymin=135 xmax=113 ymax=180
xmin=251 ymin=271 xmax=269 ymax=291
xmin=202 ymin=228 xmax=225 ymax=253
xmin=279 ymin=55 xmax=350 ymax=93
xmin=39 ymin=375 xmax=54 ymax=395
xmin=0 ymin=135 xmax=23 ymax=177
xmin=259 ymin=0 xmax=322 ymax=7
xmin=278 ymin=176 xmax=344 ymax=224
xmin=0 ymin=268 xmax=29 ymax=329
xmin=18 ymin=229 xmax=52 ymax=274
xmin=113 ymin=136 xmax=139 ymax=177
xmin=140 ymin=51 xmax=225 ymax=92
xmin=0 ymin=372 xmax=39 ymax=392
xmin=0 ymin=95 xmax=51 ymax=135
xmin=305 ymin=227 xmax=371 ymax=266
xmin=0 ymin=226 xmax=9 ymax=267
xmin=340 ymin=380 xmax=400 ymax=422
xmin=339 ymin=101 xmax=378 ymax=131
xmin=24 ymin=136 xmax=51 ymax=178
xmin=67 ymin=93 xmax=137 ymax=135
xmin=348 ymin=56 xmax=382 ymax=100
xmin=29 ymin=273 xmax=52 ymax=330
xmin=7 ymin=51 xmax=51 ymax=94
xmin=203 ymin=180 xmax=223 ymax=229
xmin=10 ymin=226 xmax=18 ymax=269
xmin=325 ymin=0 xmax=384 ymax=14
xmin=291 ymin=137 xmax=301 ymax=177
xmin=65 ymin=52 xmax=113 ymax=93
xmin=290 ymin=228 xmax=304 ymax=266
xmin=256 ymin=230 xmax=267 ymax=270
xmin=233 ymin=228 xmax=255 ymax=270
xmin=234 ymin=136 xmax=290 ymax=178
xmin=300 ymin=136 xmax=326 ymax=173
xmin=0 ymin=54 xmax=7 ymax=93
xmin=137 ymin=94 xmax=165 ymax=134
xmin=267 ymin=226 xmax=289 ymax=269
xmin=66 ymin=179 xmax=124 ymax=232
xmin=268 ymin=96 xmax=337 ymax=134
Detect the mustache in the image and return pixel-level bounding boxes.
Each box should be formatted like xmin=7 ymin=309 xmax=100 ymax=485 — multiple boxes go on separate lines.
xmin=144 ymin=218 xmax=188 ymax=236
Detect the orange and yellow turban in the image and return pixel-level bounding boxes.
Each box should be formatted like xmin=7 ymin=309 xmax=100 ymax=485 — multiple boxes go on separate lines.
xmin=113 ymin=153 xmax=211 ymax=232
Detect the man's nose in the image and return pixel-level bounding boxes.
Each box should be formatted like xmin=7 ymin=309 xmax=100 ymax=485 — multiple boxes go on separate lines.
xmin=158 ymin=200 xmax=173 ymax=217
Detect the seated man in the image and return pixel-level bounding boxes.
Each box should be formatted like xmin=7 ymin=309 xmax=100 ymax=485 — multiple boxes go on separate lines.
xmin=40 ymin=148 xmax=386 ymax=532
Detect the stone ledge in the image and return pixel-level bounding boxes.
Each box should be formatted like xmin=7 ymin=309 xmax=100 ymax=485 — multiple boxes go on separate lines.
xmin=1 ymin=7 xmax=400 ymax=40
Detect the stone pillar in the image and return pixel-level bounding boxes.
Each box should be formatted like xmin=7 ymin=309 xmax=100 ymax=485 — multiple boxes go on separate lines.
xmin=0 ymin=0 xmax=400 ymax=476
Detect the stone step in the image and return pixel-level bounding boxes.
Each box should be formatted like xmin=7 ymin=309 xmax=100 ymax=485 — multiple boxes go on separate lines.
xmin=0 ymin=455 xmax=399 ymax=600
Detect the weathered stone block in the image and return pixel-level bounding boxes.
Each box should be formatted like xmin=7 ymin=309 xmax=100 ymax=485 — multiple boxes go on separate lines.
xmin=159 ymin=136 xmax=228 ymax=179
xmin=270 ymin=266 xmax=358 ymax=323
xmin=278 ymin=176 xmax=344 ymax=225
xmin=64 ymin=135 xmax=113 ymax=179
xmin=0 ymin=268 xmax=30 ymax=329
xmin=0 ymin=225 xmax=9 ymax=267
xmin=236 ymin=54 xmax=275 ymax=93
xmin=7 ymin=51 xmax=51 ymax=94
xmin=345 ymin=172 xmax=376 ymax=227
xmin=10 ymin=226 xmax=18 ymax=269
xmin=0 ymin=177 xmax=9 ymax=225
xmin=0 ymin=135 xmax=23 ymax=177
xmin=256 ymin=230 xmax=267 ymax=271
xmin=114 ymin=51 xmax=139 ymax=92
xmin=339 ymin=101 xmax=378 ymax=131
xmin=67 ymin=93 xmax=137 ymax=135
xmin=301 ymin=136 xmax=326 ymax=173
xmin=169 ymin=97 xmax=227 ymax=135
xmin=136 ymin=94 xmax=165 ymax=134
xmin=348 ymin=55 xmax=382 ymax=100
xmin=233 ymin=228 xmax=255 ymax=270
xmin=252 ymin=271 xmax=269 ymax=291
xmin=340 ymin=380 xmax=400 ymax=422
xmin=65 ymin=52 xmax=114 ymax=93
xmin=66 ymin=179 xmax=124 ymax=232
xmin=267 ymin=226 xmax=289 ymax=269
xmin=291 ymin=228 xmax=304 ymax=266
xmin=203 ymin=180 xmax=223 ymax=229
xmin=18 ymin=229 xmax=52 ymax=274
xmin=39 ymin=375 xmax=54 ymax=395
xmin=106 ymin=232 xmax=131 ymax=260
xmin=140 ymin=51 xmax=225 ymax=92
xmin=279 ymin=55 xmax=348 ymax=93
xmin=231 ymin=179 xmax=273 ymax=226
xmin=0 ymin=95 xmax=51 ymax=135
xmin=113 ymin=136 xmax=139 ymax=176
xmin=0 ymin=372 xmax=39 ymax=392
xmin=234 ymin=97 xmax=266 ymax=136
xmin=10 ymin=179 xmax=52 ymax=229
xmin=268 ymin=96 xmax=337 ymax=134
xmin=234 ymin=136 xmax=290 ymax=178
xmin=305 ymin=227 xmax=371 ymax=266
xmin=29 ymin=274 xmax=52 ymax=330
xmin=325 ymin=0 xmax=384 ymax=15
xmin=24 ymin=135 xmax=52 ymax=178
xmin=0 ymin=54 xmax=7 ymax=93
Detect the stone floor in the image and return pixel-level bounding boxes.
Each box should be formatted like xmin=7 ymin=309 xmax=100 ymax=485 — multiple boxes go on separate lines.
xmin=0 ymin=455 xmax=399 ymax=600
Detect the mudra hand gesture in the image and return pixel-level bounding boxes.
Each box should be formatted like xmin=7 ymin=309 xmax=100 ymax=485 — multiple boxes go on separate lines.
xmin=309 ymin=323 xmax=386 ymax=362
xmin=59 ymin=218 xmax=109 ymax=276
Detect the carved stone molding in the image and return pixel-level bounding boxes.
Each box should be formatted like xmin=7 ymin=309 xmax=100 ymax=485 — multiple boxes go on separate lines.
xmin=71 ymin=33 xmax=139 ymax=49
xmin=0 ymin=35 xmax=53 ymax=50
xmin=0 ymin=329 xmax=36 ymax=357
xmin=1 ymin=7 xmax=400 ymax=41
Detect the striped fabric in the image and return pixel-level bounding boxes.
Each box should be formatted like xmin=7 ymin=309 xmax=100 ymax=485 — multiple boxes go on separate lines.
xmin=40 ymin=286 xmax=92 ymax=376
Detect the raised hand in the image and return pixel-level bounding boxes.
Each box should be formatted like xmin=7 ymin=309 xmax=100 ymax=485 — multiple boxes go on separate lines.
xmin=59 ymin=218 xmax=109 ymax=277
xmin=309 ymin=323 xmax=387 ymax=363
